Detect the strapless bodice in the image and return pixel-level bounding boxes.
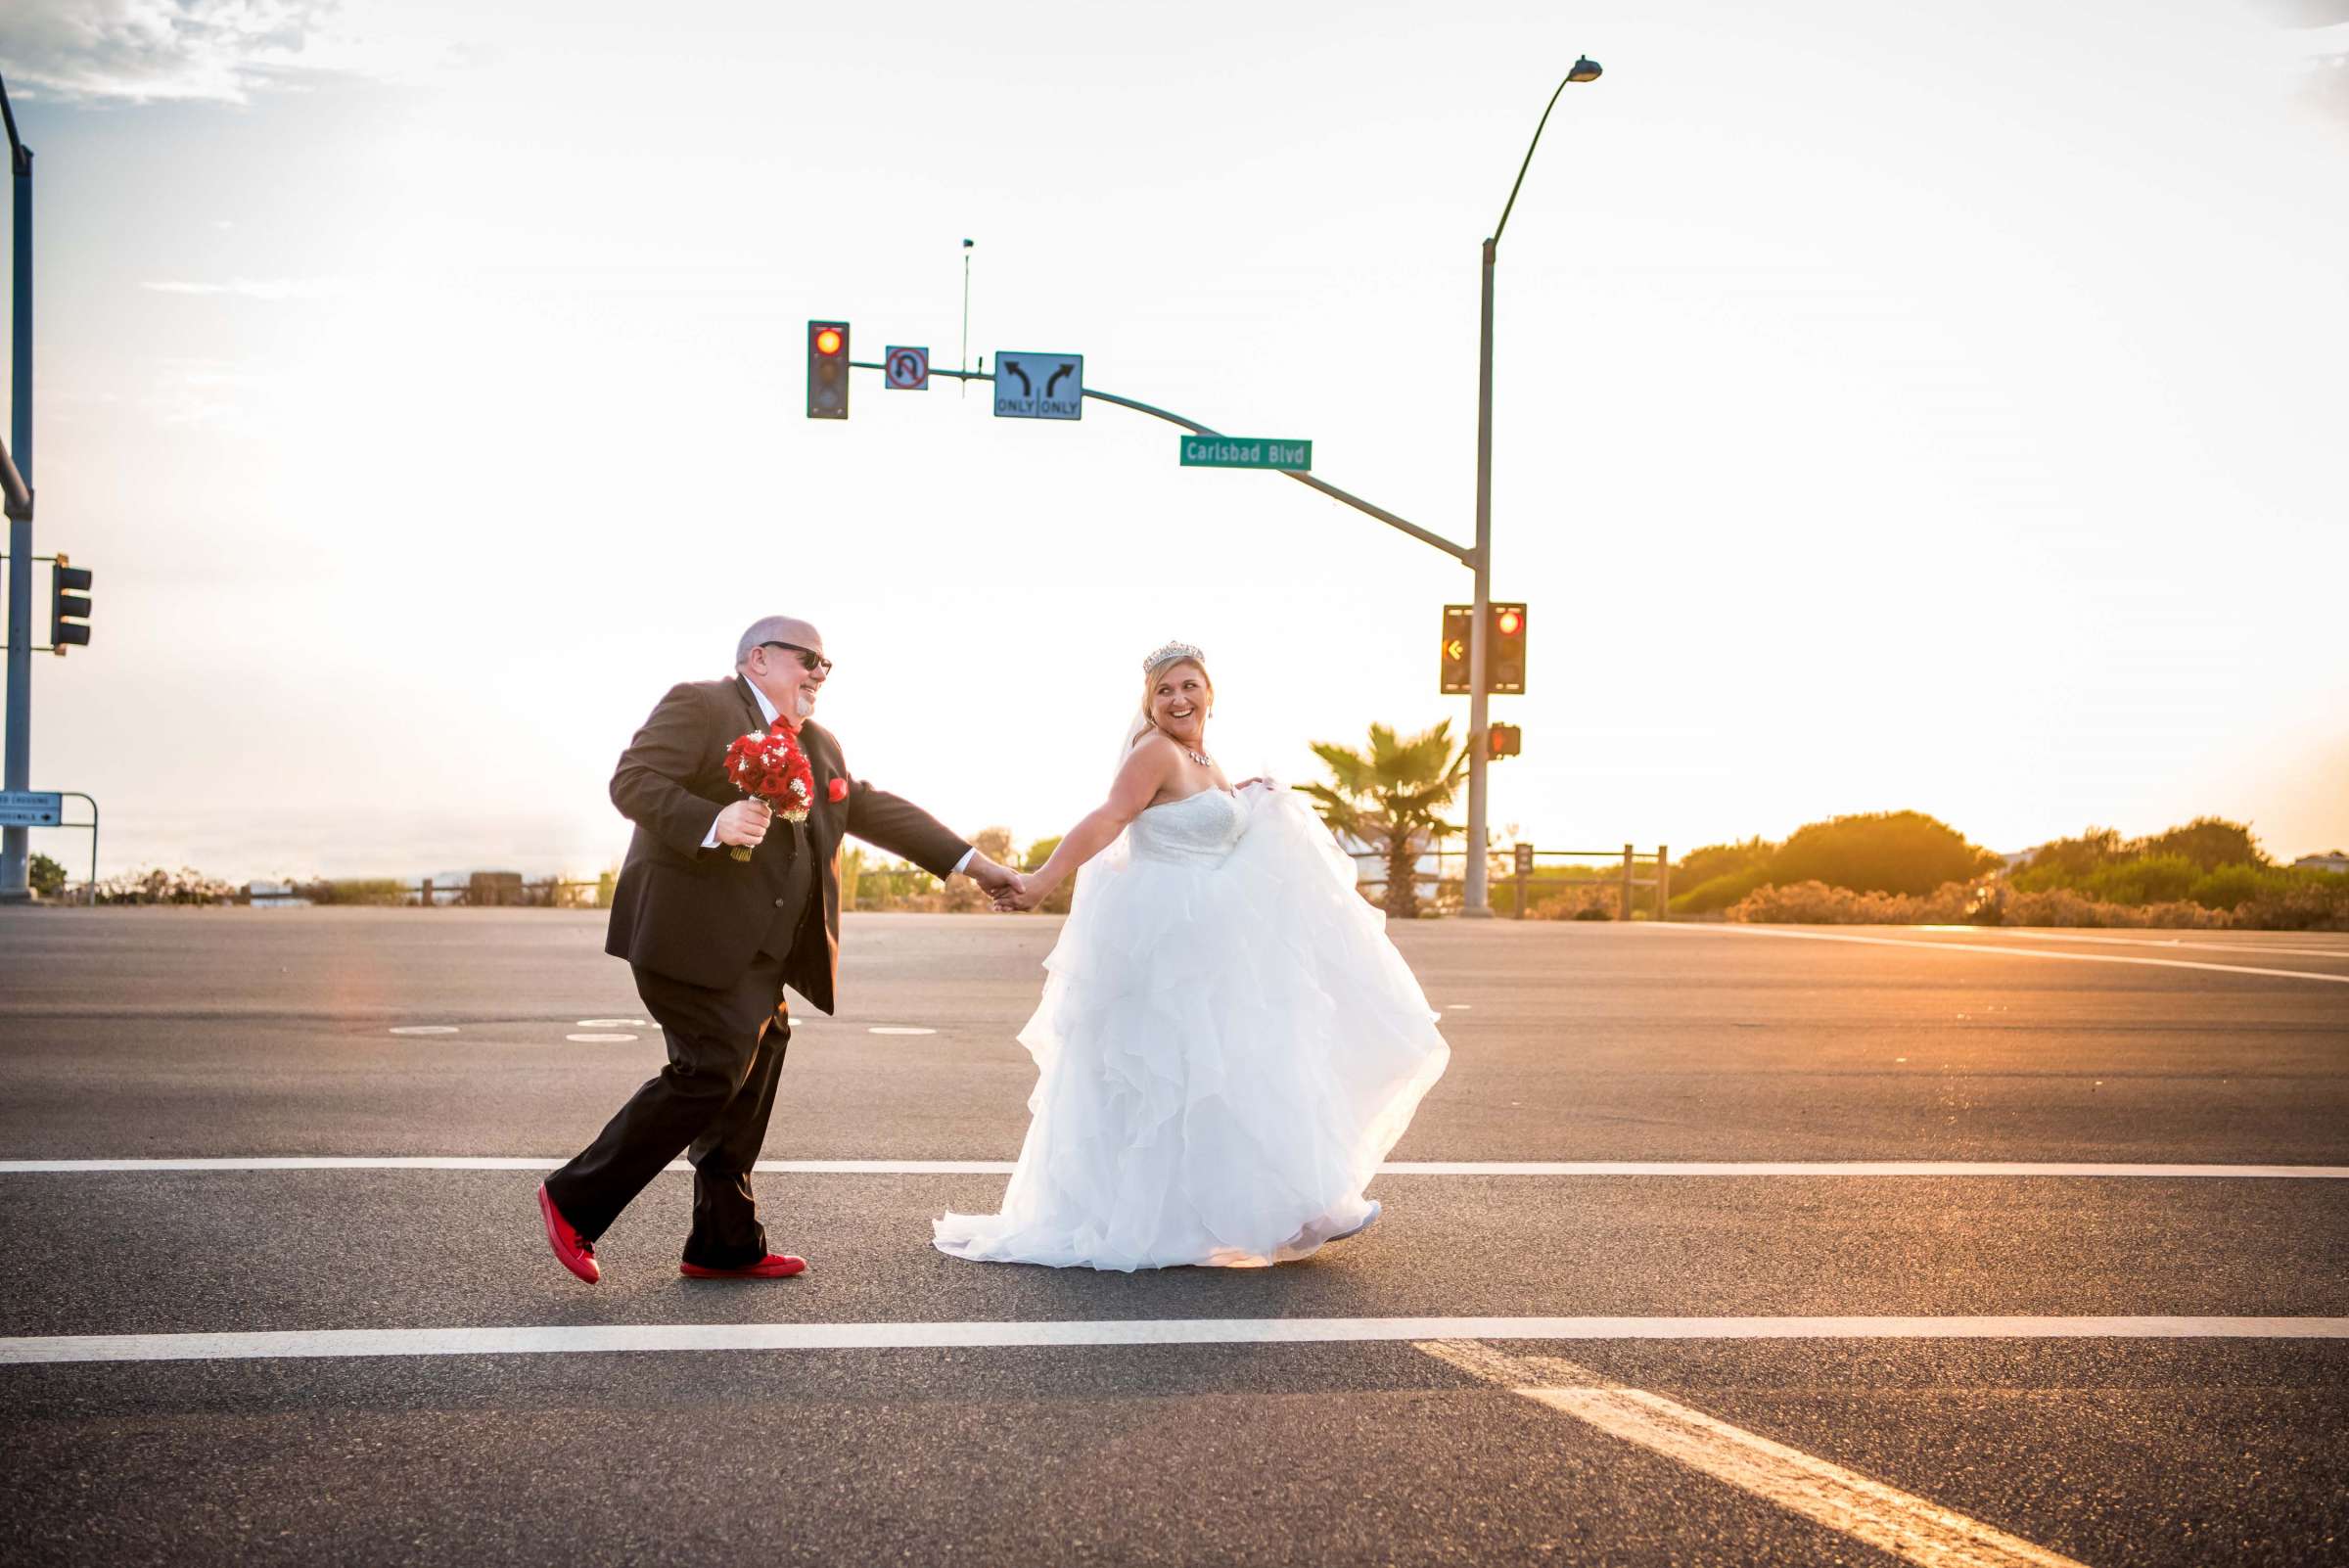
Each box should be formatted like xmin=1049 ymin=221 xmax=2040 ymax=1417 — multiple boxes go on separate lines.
xmin=1128 ymin=789 xmax=1247 ymax=864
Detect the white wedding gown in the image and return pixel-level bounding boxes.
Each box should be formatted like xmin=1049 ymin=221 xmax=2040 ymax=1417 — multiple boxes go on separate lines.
xmin=933 ymin=784 xmax=1451 ymax=1270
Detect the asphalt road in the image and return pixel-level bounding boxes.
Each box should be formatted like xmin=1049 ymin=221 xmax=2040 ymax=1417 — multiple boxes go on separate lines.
xmin=2 ymin=908 xmax=2344 ymax=1567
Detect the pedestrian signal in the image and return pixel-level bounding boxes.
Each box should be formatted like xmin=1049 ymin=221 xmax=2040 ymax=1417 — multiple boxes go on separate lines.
xmin=1489 ymin=723 xmax=1521 ymax=759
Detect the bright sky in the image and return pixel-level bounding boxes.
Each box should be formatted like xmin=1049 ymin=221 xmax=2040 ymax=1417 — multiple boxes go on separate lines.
xmin=3 ymin=0 xmax=2345 ymax=882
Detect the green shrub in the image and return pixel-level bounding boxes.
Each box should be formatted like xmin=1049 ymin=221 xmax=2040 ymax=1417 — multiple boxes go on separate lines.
xmin=2186 ymin=863 xmax=2270 ymax=911
xmin=1766 ymin=810 xmax=2000 ymax=897
xmin=1676 ymin=837 xmax=1774 ymax=889
xmin=2134 ymin=817 xmax=2267 ymax=872
xmin=2083 ymin=854 xmax=2199 ymax=905
xmin=1670 ymin=863 xmax=1773 ymax=915
xmin=2013 ymin=827 xmax=2126 ymax=881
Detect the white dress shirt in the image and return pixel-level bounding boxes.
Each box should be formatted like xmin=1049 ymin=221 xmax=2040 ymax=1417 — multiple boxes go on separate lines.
xmin=703 ymin=678 xmax=976 ymax=877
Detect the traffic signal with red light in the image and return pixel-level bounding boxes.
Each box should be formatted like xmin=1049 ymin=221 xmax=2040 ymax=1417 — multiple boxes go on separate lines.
xmin=50 ymin=554 xmax=91 ymax=654
xmin=806 ymin=320 xmax=850 ymax=419
xmin=1489 ymin=722 xmax=1521 ymax=760
xmin=1488 ymin=601 xmax=1526 ymax=693
xmin=1440 ymin=605 xmax=1473 ymax=694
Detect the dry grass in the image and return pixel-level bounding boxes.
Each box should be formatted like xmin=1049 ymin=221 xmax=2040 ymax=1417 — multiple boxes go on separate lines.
xmin=1718 ymin=879 xmax=2349 ymax=930
xmin=1725 ymin=880 xmax=1979 ymax=925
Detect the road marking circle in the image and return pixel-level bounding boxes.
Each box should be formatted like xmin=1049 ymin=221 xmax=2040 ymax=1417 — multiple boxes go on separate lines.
xmin=388 ymin=1026 xmax=460 ymax=1036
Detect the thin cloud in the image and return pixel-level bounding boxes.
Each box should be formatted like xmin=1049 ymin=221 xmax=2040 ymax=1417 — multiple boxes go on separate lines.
xmin=143 ymin=276 xmax=357 ymax=300
xmin=1 ymin=0 xmax=353 ymax=105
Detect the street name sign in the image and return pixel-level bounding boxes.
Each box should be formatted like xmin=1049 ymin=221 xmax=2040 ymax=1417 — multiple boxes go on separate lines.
xmin=885 ymin=346 xmax=930 ymax=391
xmin=0 ymin=790 xmax=63 ymax=827
xmin=993 ymin=352 xmax=1082 ymax=419
xmin=1178 ymin=436 xmax=1312 ymax=472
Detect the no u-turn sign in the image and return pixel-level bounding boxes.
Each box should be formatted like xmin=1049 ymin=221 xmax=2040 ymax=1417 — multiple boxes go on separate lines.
xmin=885 ymin=346 xmax=930 ymax=391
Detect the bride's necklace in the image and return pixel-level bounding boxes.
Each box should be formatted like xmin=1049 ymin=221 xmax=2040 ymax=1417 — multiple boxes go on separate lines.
xmin=1181 ymin=744 xmax=1214 ymax=769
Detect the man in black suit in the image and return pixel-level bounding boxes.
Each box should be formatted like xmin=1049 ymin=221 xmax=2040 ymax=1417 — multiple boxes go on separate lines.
xmin=537 ymin=616 xmax=1023 ymax=1283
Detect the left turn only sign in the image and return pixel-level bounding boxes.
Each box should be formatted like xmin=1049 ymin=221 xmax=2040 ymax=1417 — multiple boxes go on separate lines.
xmin=885 ymin=346 xmax=930 ymax=391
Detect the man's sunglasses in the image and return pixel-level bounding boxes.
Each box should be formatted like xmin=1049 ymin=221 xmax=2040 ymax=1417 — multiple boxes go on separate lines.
xmin=760 ymin=641 xmax=834 ymax=675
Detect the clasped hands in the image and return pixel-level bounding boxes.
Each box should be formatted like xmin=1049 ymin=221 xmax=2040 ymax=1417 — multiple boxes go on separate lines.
xmin=962 ymin=853 xmax=1033 ymax=912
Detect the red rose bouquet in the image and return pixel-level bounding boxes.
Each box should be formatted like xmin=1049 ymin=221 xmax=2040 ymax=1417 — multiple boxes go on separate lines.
xmin=720 ymin=718 xmax=815 ymax=862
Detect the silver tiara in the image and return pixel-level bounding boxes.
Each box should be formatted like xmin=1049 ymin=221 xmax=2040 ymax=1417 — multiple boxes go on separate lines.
xmin=1141 ymin=640 xmax=1204 ymax=672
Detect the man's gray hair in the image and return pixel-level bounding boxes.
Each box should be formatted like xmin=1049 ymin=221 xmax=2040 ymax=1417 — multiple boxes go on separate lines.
xmin=736 ymin=615 xmax=803 ymax=667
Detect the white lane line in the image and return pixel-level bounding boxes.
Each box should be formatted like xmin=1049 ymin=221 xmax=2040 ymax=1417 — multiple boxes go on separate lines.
xmin=5 ymin=1315 xmax=2343 ymax=1366
xmin=5 ymin=1158 xmax=2344 ymax=1177
xmin=0 ymin=1157 xmax=1017 ymax=1174
xmin=1381 ymin=1161 xmax=2349 ymax=1178
xmin=1928 ymin=930 xmax=2349 ymax=961
xmin=1657 ymin=923 xmax=2349 ymax=984
xmin=576 ymin=1018 xmax=648 ymax=1028
xmin=1421 ymin=1339 xmax=2088 ymax=1568
xmin=565 ymin=1033 xmax=639 ymax=1043
xmin=387 ymin=1026 xmax=460 ymax=1036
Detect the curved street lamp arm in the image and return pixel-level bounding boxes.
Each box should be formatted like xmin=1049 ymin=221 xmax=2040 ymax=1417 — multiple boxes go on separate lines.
xmin=0 ymin=71 xmax=25 ymax=175
xmin=1492 ymin=78 xmax=1570 ymax=250
xmin=0 ymin=433 xmax=27 ymax=521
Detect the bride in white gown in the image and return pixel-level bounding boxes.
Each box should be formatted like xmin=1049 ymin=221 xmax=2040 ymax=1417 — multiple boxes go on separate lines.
xmin=932 ymin=641 xmax=1451 ymax=1270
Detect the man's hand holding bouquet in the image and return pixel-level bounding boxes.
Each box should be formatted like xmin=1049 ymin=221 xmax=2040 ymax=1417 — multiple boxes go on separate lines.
xmin=717 ymin=718 xmax=815 ymax=862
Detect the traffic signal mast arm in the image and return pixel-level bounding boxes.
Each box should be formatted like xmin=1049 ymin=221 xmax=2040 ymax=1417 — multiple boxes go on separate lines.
xmin=0 ymin=432 xmax=26 ymax=523
xmin=844 ymin=359 xmax=1477 ymax=569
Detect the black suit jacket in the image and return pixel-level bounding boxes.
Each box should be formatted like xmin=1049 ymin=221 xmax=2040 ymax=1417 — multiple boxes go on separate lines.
xmin=603 ymin=675 xmax=971 ymax=1010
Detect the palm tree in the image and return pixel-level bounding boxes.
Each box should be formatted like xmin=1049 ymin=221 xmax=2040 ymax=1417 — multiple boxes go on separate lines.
xmin=1299 ymin=720 xmax=1467 ymax=918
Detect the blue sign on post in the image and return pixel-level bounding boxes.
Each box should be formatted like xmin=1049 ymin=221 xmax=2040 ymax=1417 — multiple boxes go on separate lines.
xmin=993 ymin=353 xmax=1083 ymax=419
xmin=0 ymin=790 xmax=62 ymax=827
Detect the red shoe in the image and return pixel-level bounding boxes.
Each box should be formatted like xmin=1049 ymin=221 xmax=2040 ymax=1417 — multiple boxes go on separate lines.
xmin=537 ymin=1183 xmax=600 ymax=1284
xmin=680 ymin=1253 xmax=807 ymax=1279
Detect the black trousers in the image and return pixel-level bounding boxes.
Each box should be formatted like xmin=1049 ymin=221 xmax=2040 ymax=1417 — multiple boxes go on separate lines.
xmin=544 ymin=950 xmax=792 ymax=1268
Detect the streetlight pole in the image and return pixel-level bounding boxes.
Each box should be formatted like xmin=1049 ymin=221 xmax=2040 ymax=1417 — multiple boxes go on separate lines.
xmin=0 ymin=73 xmax=31 ymax=903
xmin=1463 ymin=55 xmax=1600 ymax=918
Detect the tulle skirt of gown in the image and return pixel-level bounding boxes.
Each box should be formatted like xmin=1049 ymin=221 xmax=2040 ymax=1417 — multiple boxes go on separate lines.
xmin=933 ymin=785 xmax=1450 ymax=1270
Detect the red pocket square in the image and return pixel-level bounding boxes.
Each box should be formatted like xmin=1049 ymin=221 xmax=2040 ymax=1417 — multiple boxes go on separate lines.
xmin=827 ymin=777 xmax=850 ymax=804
